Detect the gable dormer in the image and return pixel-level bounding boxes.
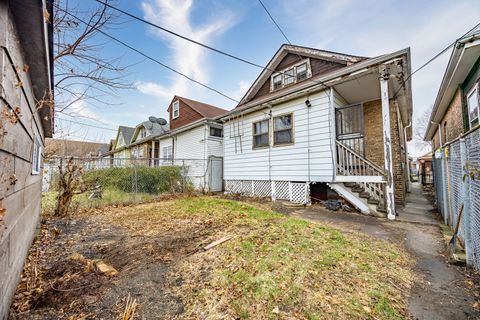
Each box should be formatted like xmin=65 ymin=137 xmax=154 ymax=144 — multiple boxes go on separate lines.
xmin=239 ymin=45 xmax=367 ymax=106
xmin=167 ymin=97 xmax=204 ymax=130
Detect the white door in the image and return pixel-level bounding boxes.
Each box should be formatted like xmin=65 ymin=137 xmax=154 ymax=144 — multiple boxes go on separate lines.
xmin=209 ymin=157 xmax=223 ymax=192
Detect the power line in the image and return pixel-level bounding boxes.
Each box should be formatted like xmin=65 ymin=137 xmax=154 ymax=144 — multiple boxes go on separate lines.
xmin=393 ymin=21 xmax=480 ymax=98
xmin=94 ymin=0 xmax=267 ymax=70
xmin=61 ymin=9 xmax=239 ymax=103
xmin=56 ymin=116 xmax=118 ymax=132
xmin=257 ymin=0 xmax=291 ymax=44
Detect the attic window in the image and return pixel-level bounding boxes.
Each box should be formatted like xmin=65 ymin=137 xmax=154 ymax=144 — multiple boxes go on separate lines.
xmin=296 ymin=63 xmax=307 ymax=81
xmin=284 ymin=69 xmax=294 ymax=85
xmin=271 ymin=59 xmax=311 ymax=92
xmin=173 ymin=100 xmax=180 ymax=119
xmin=273 ymin=74 xmax=282 ymax=90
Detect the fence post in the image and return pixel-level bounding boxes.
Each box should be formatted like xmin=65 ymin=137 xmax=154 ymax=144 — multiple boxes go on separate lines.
xmin=441 ymin=150 xmax=449 ymax=225
xmin=460 ymin=138 xmax=474 ymax=267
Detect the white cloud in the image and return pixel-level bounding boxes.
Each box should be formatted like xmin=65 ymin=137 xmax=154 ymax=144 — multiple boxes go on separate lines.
xmin=138 ymin=0 xmax=236 ymax=101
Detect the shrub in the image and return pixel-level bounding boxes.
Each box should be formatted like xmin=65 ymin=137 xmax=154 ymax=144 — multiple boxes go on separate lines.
xmin=83 ymin=166 xmax=186 ymax=194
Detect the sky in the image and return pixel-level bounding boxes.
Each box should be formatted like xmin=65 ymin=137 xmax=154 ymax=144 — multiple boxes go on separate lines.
xmin=55 ymin=0 xmax=480 ymax=156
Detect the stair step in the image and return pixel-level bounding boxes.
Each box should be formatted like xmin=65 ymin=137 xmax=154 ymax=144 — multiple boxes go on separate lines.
xmin=376 ymin=205 xmax=387 ymax=213
xmin=351 ymin=187 xmax=364 ymax=193
xmin=359 ymin=192 xmax=370 ymax=199
xmin=367 ymin=198 xmax=379 ymax=205
xmin=344 ymin=182 xmax=357 ymax=188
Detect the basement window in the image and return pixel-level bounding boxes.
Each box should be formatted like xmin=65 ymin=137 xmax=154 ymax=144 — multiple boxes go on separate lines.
xmin=253 ymin=119 xmax=269 ymax=148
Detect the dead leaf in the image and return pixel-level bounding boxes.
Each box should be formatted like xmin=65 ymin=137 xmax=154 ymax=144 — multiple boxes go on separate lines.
xmin=362 ymin=306 xmax=372 ymax=313
xmin=15 ymin=80 xmax=23 ymax=88
xmin=94 ymin=260 xmax=118 ymax=277
xmin=22 ymin=64 xmax=29 ymax=73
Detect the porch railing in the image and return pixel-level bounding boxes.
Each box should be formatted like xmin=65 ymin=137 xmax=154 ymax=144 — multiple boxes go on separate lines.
xmin=336 ymin=141 xmax=386 ymax=207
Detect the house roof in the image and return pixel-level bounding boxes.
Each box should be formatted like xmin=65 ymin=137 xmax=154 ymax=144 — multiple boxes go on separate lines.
xmin=118 ymin=126 xmax=135 ymax=144
xmin=425 ymin=32 xmax=480 ymax=140
xmin=221 ymin=47 xmax=412 ymax=125
xmin=237 ymin=44 xmax=369 ymax=107
xmin=130 ymin=120 xmax=169 ymax=145
xmin=169 ymin=96 xmax=228 ymax=118
xmin=45 ymin=139 xmax=109 ymax=158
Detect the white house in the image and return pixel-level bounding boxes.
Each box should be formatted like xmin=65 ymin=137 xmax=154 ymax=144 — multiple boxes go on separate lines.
xmin=159 ymin=96 xmax=227 ymax=191
xmin=220 ymin=45 xmax=413 ymax=219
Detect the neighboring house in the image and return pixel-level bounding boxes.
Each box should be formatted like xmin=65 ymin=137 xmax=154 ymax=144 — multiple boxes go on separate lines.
xmin=45 ymin=138 xmax=109 ymax=158
xmin=418 ymin=152 xmax=433 ymax=185
xmin=43 ymin=139 xmax=110 ymax=191
xmin=159 ymin=96 xmax=227 ymax=191
xmin=129 ymin=117 xmax=169 ymax=166
xmin=424 ymin=32 xmax=480 ymax=150
xmin=0 ymin=0 xmax=53 ymax=318
xmin=111 ymin=125 xmax=135 ymax=163
xmin=221 ymin=44 xmax=413 ymax=219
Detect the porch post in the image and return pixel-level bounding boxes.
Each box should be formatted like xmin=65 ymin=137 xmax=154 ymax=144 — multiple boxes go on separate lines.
xmin=151 ymin=140 xmax=155 ymax=167
xmin=379 ymin=66 xmax=396 ymax=220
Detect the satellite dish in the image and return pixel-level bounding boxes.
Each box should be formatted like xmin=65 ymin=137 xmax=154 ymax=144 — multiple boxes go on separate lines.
xmin=156 ymin=117 xmax=167 ymax=125
xmin=148 ymin=116 xmax=157 ymax=123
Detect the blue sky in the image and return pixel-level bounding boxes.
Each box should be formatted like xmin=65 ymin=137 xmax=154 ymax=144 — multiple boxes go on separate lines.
xmin=56 ymin=0 xmax=480 ymax=156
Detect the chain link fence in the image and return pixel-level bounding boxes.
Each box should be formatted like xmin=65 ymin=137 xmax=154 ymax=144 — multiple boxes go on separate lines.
xmin=432 ymin=127 xmax=480 ymax=269
xmin=42 ymin=156 xmax=221 ymax=215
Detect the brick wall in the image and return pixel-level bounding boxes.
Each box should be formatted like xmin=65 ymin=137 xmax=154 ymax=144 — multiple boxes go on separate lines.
xmin=363 ymin=99 xmax=406 ymax=206
xmin=441 ymin=89 xmax=465 ymax=144
xmin=168 ymin=99 xmax=203 ymax=130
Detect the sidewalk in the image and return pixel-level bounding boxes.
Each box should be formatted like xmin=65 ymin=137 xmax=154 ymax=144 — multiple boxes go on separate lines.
xmin=396 ymin=182 xmax=439 ymax=225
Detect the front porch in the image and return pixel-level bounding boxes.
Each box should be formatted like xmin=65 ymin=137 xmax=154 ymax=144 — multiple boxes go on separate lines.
xmin=329 ymin=58 xmax=412 ymax=219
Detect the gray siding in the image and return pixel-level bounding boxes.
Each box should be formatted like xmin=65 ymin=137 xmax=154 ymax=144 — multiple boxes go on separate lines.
xmin=0 ymin=5 xmax=45 ymax=318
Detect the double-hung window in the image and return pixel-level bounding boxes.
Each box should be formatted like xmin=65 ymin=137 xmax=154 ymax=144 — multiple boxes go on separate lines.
xmin=210 ymin=126 xmax=223 ymax=137
xmin=467 ymin=84 xmax=479 ymax=129
xmin=273 ymin=114 xmax=293 ymax=145
xmin=253 ymin=119 xmax=269 ymax=148
xmin=296 ymin=63 xmax=307 ymax=81
xmin=284 ymin=68 xmax=294 ymax=85
xmin=172 ymin=100 xmax=180 ymax=119
xmin=163 ymin=145 xmax=173 ymax=161
xmin=272 ymin=74 xmax=282 ymax=90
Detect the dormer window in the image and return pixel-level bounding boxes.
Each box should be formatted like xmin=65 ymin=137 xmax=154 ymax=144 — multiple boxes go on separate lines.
xmin=271 ymin=59 xmax=311 ymax=92
xmin=273 ymin=74 xmax=282 ymax=90
xmin=296 ymin=63 xmax=307 ymax=81
xmin=284 ymin=68 xmax=294 ymax=85
xmin=140 ymin=127 xmax=147 ymax=139
xmin=173 ymin=100 xmax=180 ymax=119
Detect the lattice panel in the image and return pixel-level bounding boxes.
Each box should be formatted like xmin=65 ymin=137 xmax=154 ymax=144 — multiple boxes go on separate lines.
xmin=240 ymin=180 xmax=253 ymax=196
xmin=291 ymin=183 xmax=308 ymax=204
xmin=253 ymin=180 xmax=272 ymax=197
xmin=274 ymin=181 xmax=290 ymax=200
xmin=225 ymin=180 xmax=243 ymax=194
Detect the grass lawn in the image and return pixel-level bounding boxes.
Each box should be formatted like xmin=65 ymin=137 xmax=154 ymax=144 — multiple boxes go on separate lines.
xmin=99 ymin=197 xmax=414 ymax=319
xmin=16 ymin=196 xmax=414 ymax=319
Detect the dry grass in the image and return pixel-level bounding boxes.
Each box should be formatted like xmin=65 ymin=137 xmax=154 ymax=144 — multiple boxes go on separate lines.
xmin=99 ymin=197 xmax=415 ymax=320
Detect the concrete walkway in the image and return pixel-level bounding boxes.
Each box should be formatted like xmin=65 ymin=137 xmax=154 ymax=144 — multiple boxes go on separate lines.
xmin=286 ymin=183 xmax=479 ymax=319
xmin=397 ymin=183 xmax=438 ymax=225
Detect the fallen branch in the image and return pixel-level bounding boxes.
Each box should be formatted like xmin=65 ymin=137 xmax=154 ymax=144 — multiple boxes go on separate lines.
xmin=203 ymin=236 xmax=233 ymax=251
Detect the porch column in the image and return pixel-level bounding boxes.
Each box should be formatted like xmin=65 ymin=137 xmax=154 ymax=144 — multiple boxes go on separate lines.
xmin=380 ymin=66 xmax=396 ymax=220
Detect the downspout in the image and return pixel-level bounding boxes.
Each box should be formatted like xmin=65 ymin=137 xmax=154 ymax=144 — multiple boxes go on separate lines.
xmin=306 ymin=95 xmax=311 ymax=182
xmin=403 ymin=121 xmax=412 ymax=192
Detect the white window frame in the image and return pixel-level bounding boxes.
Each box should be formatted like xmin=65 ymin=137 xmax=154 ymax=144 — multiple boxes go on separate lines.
xmin=172 ymin=100 xmax=180 ymax=119
xmin=163 ymin=145 xmax=173 ymax=161
xmin=31 ymin=136 xmax=42 ymax=175
xmin=467 ymin=83 xmax=479 ymax=129
xmin=252 ymin=119 xmax=270 ymax=149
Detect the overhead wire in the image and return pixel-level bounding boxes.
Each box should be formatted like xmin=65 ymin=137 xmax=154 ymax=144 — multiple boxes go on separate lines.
xmin=61 ymin=9 xmax=239 ymax=103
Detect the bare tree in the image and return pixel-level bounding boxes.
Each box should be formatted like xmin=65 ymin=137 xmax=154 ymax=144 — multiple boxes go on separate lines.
xmin=413 ymin=105 xmax=434 ymax=155
xmin=52 ymin=0 xmax=132 ymax=117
